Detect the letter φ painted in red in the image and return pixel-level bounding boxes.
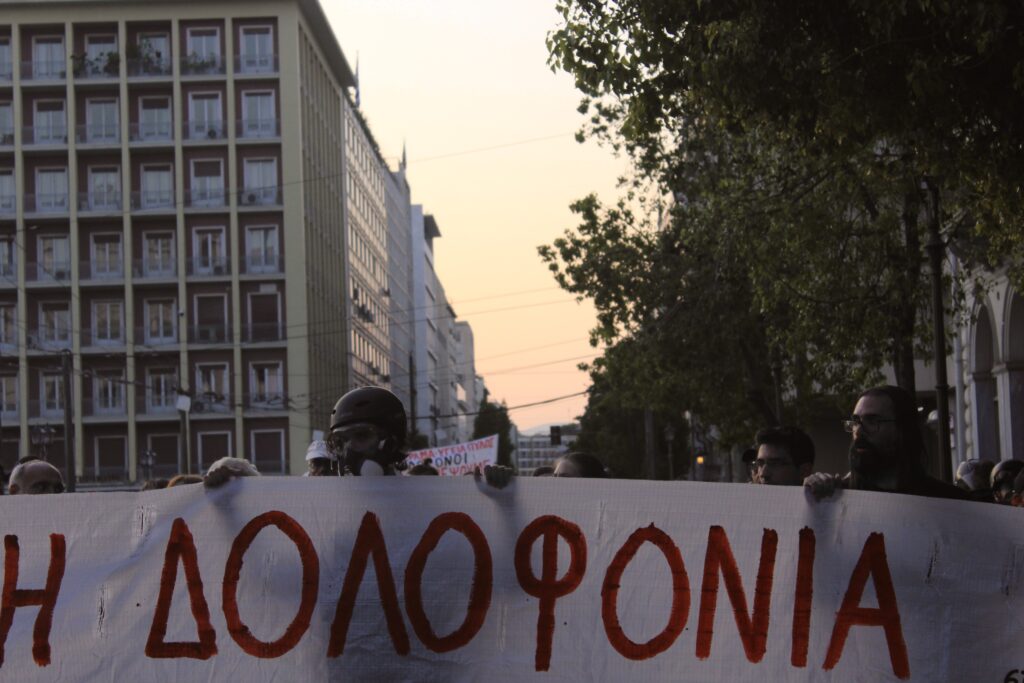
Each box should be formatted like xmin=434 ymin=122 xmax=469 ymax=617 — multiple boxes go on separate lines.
xmin=145 ymin=518 xmax=217 ymax=660
xmin=0 ymin=534 xmax=66 ymax=668
xmin=222 ymin=511 xmax=320 ymax=658
xmin=823 ymin=532 xmax=909 ymax=680
xmin=514 ymin=515 xmax=587 ymax=672
xmin=601 ymin=524 xmax=689 ymax=660
xmin=791 ymin=527 xmax=815 ymax=668
xmin=695 ymin=526 xmax=778 ymax=663
xmin=327 ymin=512 xmax=410 ymax=658
xmin=404 ymin=512 xmax=493 ymax=653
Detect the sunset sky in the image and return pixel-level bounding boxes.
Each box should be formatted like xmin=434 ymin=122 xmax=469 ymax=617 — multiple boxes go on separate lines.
xmin=325 ymin=0 xmax=629 ymax=432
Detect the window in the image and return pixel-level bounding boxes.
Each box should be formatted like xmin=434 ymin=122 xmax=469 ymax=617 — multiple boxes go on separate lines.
xmin=194 ymin=294 xmax=227 ymax=341
xmin=249 ymin=362 xmax=282 ymax=405
xmin=136 ymin=33 xmax=170 ymax=75
xmin=146 ymin=367 xmax=177 ymax=412
xmin=36 ymin=168 xmax=68 ymax=211
xmin=41 ymin=373 xmax=64 ymax=415
xmin=241 ymin=91 xmax=275 ymax=137
xmin=0 ymin=375 xmax=16 ymax=416
xmin=0 ymin=171 xmax=12 ymax=213
xmin=85 ymin=98 xmax=118 ymax=142
xmin=242 ymin=158 xmax=277 ymax=204
xmin=186 ymin=28 xmax=220 ymax=73
xmin=32 ymin=37 xmax=65 ymax=79
xmin=92 ymin=300 xmax=123 ymax=345
xmin=239 ymin=26 xmax=273 ymax=72
xmin=245 ymin=225 xmax=278 ymax=272
xmin=197 ymin=431 xmax=231 ymax=470
xmin=143 ymin=232 xmax=174 ymax=276
xmin=94 ymin=369 xmax=125 ymax=413
xmin=0 ymin=39 xmax=11 ymax=79
xmin=84 ymin=35 xmax=117 ymax=76
xmin=195 ymin=363 xmax=229 ymax=411
xmin=144 ymin=299 xmax=176 ymax=343
xmin=0 ymin=102 xmax=12 ymax=140
xmin=251 ymin=429 xmax=284 ymax=474
xmin=40 ymin=302 xmax=71 ymax=345
xmin=0 ymin=305 xmax=15 ymax=345
xmin=191 ymin=160 xmax=224 ymax=206
xmin=88 ymin=166 xmax=120 ymax=210
xmin=90 ymin=233 xmax=122 ymax=278
xmin=0 ymin=238 xmax=14 ymax=278
xmin=139 ymin=97 xmax=171 ymax=140
xmin=193 ymin=227 xmax=226 ymax=273
xmin=34 ymin=100 xmax=66 ymax=143
xmin=93 ymin=435 xmax=127 ymax=481
xmin=188 ymin=93 xmax=222 ymax=139
xmin=140 ymin=165 xmax=173 ymax=208
xmin=38 ymin=235 xmax=70 ymax=277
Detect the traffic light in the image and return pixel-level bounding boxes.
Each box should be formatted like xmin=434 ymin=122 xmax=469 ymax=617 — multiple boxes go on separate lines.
xmin=550 ymin=425 xmax=562 ymax=446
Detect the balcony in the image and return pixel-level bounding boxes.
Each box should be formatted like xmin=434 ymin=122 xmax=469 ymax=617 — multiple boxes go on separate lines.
xmin=0 ymin=62 xmax=11 ymax=82
xmin=186 ymin=256 xmax=229 ymax=277
xmin=238 ymin=186 xmax=281 ymax=207
xmin=77 ymin=190 xmax=122 ymax=214
xmin=25 ymin=194 xmax=70 ymax=215
xmin=237 ymin=118 xmax=279 ymax=140
xmin=129 ymin=122 xmax=173 ymax=143
xmin=22 ymin=124 xmax=68 ymax=147
xmin=241 ymin=254 xmax=283 ymax=275
xmin=243 ymin=322 xmax=285 ymax=343
xmin=79 ymin=259 xmax=123 ymax=282
xmin=0 ymin=129 xmax=13 ymax=147
xmin=127 ymin=56 xmax=172 ymax=79
xmin=82 ymin=396 xmax=127 ymax=418
xmin=180 ymin=54 xmax=225 ymax=77
xmin=137 ymin=392 xmax=178 ymax=417
xmin=21 ymin=60 xmax=66 ymax=82
xmin=0 ymin=195 xmax=15 ymax=216
xmin=29 ymin=330 xmax=72 ymax=352
xmin=25 ymin=262 xmax=71 ymax=284
xmin=244 ymin=392 xmax=287 ymax=411
xmin=185 ymin=187 xmax=226 ymax=209
xmin=135 ymin=326 xmax=178 ymax=348
xmin=131 ymin=258 xmax=177 ymax=280
xmin=186 ymin=120 xmax=226 ymax=142
xmin=76 ymin=123 xmax=120 ymax=146
xmin=235 ymin=54 xmax=278 ymax=75
xmin=27 ymin=400 xmax=63 ymax=419
xmin=188 ymin=323 xmax=231 ymax=344
xmin=192 ymin=391 xmax=231 ymax=414
xmin=130 ymin=190 xmax=175 ymax=212
xmin=0 ymin=261 xmax=15 ymax=283
xmin=0 ymin=405 xmax=17 ymax=422
xmin=80 ymin=328 xmax=126 ymax=349
xmin=71 ymin=53 xmax=120 ymax=80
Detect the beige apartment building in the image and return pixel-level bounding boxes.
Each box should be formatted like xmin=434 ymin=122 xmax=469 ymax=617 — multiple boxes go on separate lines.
xmin=0 ymin=0 xmax=375 ymax=483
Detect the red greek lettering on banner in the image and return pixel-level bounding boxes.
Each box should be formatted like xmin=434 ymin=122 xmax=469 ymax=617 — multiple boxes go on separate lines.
xmin=0 ymin=534 xmax=66 ymax=668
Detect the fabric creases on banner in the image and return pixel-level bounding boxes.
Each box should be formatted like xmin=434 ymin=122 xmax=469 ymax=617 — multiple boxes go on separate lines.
xmin=0 ymin=478 xmax=1020 ymax=681
xmin=403 ymin=434 xmax=498 ymax=475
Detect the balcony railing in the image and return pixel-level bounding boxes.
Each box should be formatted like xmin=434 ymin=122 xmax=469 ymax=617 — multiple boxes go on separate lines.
xmin=80 ymin=328 xmax=125 ymax=348
xmin=186 ymin=256 xmax=229 ymax=277
xmin=30 ymin=330 xmax=72 ymax=351
xmin=76 ymin=123 xmax=120 ymax=145
xmin=77 ymin=190 xmax=122 ymax=213
xmin=23 ymin=124 xmax=67 ymax=146
xmin=0 ymin=195 xmax=15 ymax=215
xmin=180 ymin=54 xmax=225 ymax=76
xmin=235 ymin=54 xmax=278 ymax=74
xmin=238 ymin=186 xmax=281 ymax=206
xmin=237 ymin=118 xmax=280 ymax=139
xmin=27 ymin=400 xmax=63 ymax=419
xmin=0 ymin=63 xmax=11 ymax=82
xmin=25 ymin=193 xmax=70 ymax=215
xmin=192 ymin=391 xmax=231 ymax=413
xmin=137 ymin=392 xmax=178 ymax=416
xmin=129 ymin=121 xmax=173 ymax=142
xmin=72 ymin=53 xmax=120 ymax=80
xmin=80 ymin=259 xmax=123 ymax=281
xmin=0 ymin=129 xmax=13 ymax=146
xmin=135 ymin=326 xmax=178 ymax=347
xmin=186 ymin=120 xmax=226 ymax=141
xmin=22 ymin=60 xmax=66 ymax=81
xmin=243 ymin=322 xmax=285 ymax=343
xmin=132 ymin=258 xmax=177 ymax=279
xmin=241 ymin=254 xmax=283 ymax=275
xmin=25 ymin=262 xmax=71 ymax=283
xmin=188 ymin=324 xmax=230 ymax=344
xmin=185 ymin=187 xmax=226 ymax=208
xmin=0 ymin=262 xmax=15 ymax=280
xmin=82 ymin=396 xmax=127 ymax=418
xmin=130 ymin=190 xmax=175 ymax=211
xmin=0 ymin=406 xmax=17 ymax=421
xmin=127 ymin=57 xmax=172 ymax=78
xmin=244 ymin=392 xmax=287 ymax=410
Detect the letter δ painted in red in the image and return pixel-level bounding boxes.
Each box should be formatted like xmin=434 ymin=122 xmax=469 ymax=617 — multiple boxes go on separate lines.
xmin=0 ymin=534 xmax=66 ymax=667
xmin=514 ymin=515 xmax=587 ymax=672
xmin=791 ymin=527 xmax=815 ymax=668
xmin=823 ymin=532 xmax=909 ymax=680
xmin=222 ymin=511 xmax=320 ymax=658
xmin=328 ymin=512 xmax=409 ymax=657
xmin=601 ymin=524 xmax=689 ymax=660
xmin=696 ymin=526 xmax=778 ymax=663
xmin=404 ymin=512 xmax=492 ymax=652
xmin=145 ymin=518 xmax=217 ymax=660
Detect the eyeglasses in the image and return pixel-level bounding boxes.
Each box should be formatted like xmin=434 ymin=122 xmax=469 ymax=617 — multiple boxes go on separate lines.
xmin=842 ymin=415 xmax=897 ymax=434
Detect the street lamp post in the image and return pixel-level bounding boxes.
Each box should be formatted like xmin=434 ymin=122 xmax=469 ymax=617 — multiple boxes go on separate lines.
xmin=663 ymin=424 xmax=676 ymax=481
xmin=30 ymin=424 xmax=56 ymax=461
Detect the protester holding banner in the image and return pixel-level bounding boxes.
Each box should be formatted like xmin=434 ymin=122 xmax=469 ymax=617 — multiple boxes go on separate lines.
xmin=304 ymin=440 xmax=339 ymax=477
xmin=328 ymin=386 xmax=410 ymax=476
xmin=750 ymin=426 xmax=815 ymax=486
xmin=553 ymin=452 xmax=608 ymax=478
xmin=7 ymin=459 xmax=64 ymax=495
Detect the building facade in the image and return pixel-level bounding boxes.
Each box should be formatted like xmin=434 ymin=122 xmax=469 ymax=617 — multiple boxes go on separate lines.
xmin=0 ymin=0 xmax=361 ymax=482
xmin=384 ymin=155 xmax=413 ymax=426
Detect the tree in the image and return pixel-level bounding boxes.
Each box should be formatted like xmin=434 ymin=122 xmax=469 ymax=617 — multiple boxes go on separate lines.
xmin=472 ymin=393 xmax=515 ymax=468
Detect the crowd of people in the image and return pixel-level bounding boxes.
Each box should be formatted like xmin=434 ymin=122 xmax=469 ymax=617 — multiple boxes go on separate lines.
xmin=4 ymin=383 xmax=1023 ymax=508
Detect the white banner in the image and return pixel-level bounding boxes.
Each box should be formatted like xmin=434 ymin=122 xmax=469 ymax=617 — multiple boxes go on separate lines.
xmin=404 ymin=434 xmax=498 ymax=475
xmin=0 ymin=478 xmax=1020 ymax=681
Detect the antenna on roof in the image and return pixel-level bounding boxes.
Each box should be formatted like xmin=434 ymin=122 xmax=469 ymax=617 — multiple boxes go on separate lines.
xmin=354 ymin=53 xmax=361 ymax=108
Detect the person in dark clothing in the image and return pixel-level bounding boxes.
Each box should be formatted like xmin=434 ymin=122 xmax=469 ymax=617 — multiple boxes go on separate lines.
xmin=805 ymin=385 xmax=971 ymax=501
xmin=553 ymin=452 xmax=608 ymax=478
xmin=751 ymin=426 xmax=815 ymax=486
xmin=955 ymin=459 xmax=996 ymax=502
xmin=991 ymin=460 xmax=1024 ymax=505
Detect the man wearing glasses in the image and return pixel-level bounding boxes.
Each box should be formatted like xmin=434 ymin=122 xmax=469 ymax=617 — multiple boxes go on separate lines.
xmin=750 ymin=426 xmax=815 ymax=486
xmin=805 ymin=385 xmax=970 ymax=501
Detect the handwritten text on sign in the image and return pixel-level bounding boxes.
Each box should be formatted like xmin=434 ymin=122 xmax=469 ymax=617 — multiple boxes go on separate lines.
xmin=404 ymin=434 xmax=498 ymax=475
xmin=0 ymin=478 xmax=1019 ymax=681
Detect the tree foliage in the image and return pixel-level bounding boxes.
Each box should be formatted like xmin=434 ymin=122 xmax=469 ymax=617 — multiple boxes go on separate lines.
xmin=472 ymin=393 xmax=515 ymax=467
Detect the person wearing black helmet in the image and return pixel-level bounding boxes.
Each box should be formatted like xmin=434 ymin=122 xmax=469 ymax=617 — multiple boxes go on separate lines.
xmin=328 ymin=386 xmax=409 ymax=476
xmin=954 ymin=458 xmax=995 ymax=502
xmin=990 ymin=460 xmax=1024 ymax=505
